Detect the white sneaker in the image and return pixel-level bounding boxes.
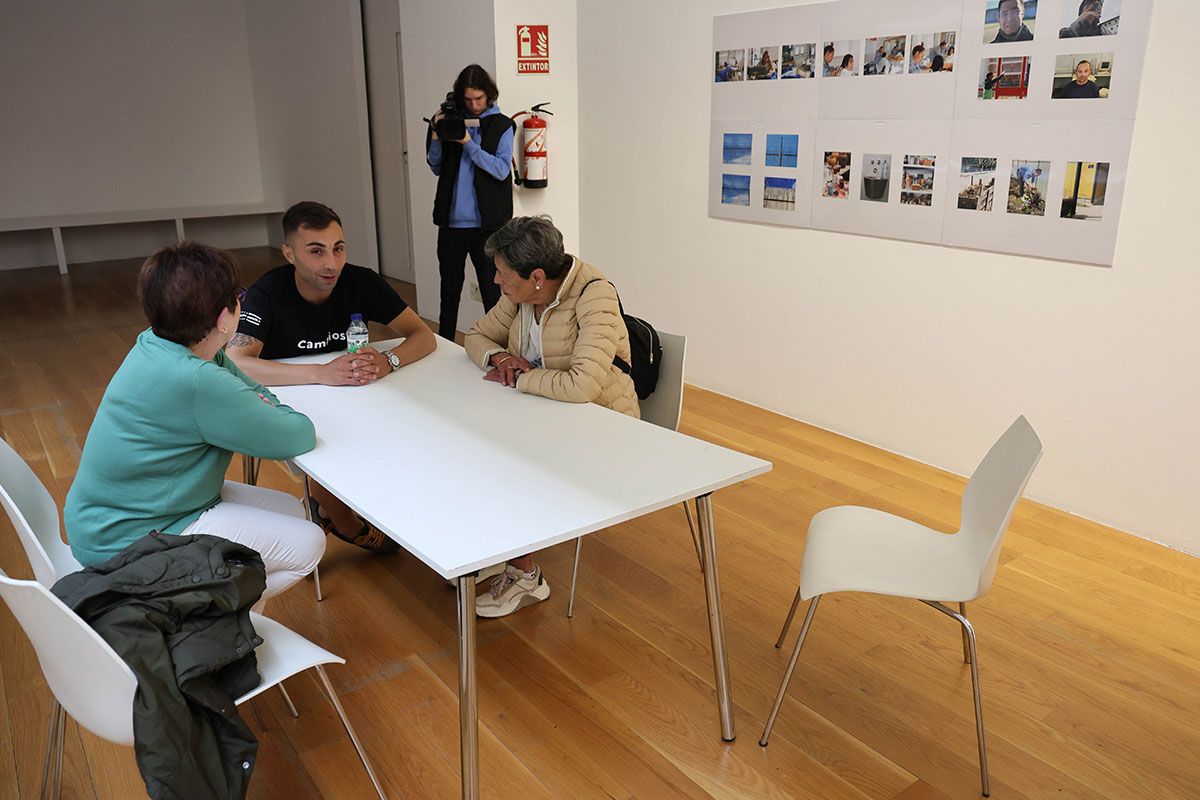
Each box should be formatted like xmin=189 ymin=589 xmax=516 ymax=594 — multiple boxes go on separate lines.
xmin=447 ymin=563 xmax=506 ymax=588
xmin=475 ymin=565 xmax=550 ymax=618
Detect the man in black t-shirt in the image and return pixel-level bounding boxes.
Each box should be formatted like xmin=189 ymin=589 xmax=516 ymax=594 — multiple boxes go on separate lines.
xmin=228 ymin=201 xmax=436 ymax=552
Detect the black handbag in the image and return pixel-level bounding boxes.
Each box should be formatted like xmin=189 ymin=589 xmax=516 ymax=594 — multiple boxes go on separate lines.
xmin=580 ymin=279 xmax=662 ymax=399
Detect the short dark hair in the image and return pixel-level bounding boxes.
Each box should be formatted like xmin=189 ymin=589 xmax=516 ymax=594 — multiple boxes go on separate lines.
xmin=282 ymin=201 xmax=342 ymax=239
xmin=823 ymin=45 xmax=835 ymax=56
xmin=1080 ymin=0 xmax=1101 ymax=13
xmin=1076 ymin=59 xmax=1093 ymax=70
xmin=485 ymin=216 xmax=571 ymax=280
xmin=999 ymin=0 xmax=1024 ymax=12
xmin=913 ymin=44 xmax=926 ymax=56
xmin=454 ymin=64 xmax=499 ymax=107
xmin=138 ymin=242 xmax=240 ymax=346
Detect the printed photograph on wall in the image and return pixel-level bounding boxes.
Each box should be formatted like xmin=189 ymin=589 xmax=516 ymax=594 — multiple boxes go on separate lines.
xmin=861 ymin=154 xmax=891 ymax=201
xmin=1053 ymin=53 xmax=1113 ymax=98
xmin=721 ymin=174 xmax=751 ymax=205
xmin=748 ymin=46 xmax=781 ymax=80
xmin=1060 ymin=0 xmax=1121 ymax=38
xmin=1061 ymin=161 xmax=1109 ymax=220
xmin=821 ymin=151 xmax=852 ymax=198
xmin=978 ymin=56 xmax=1031 ymax=99
xmin=983 ymin=0 xmax=1037 ymax=44
xmin=901 ymin=155 xmax=936 ymax=206
xmin=781 ymin=43 xmax=817 ymax=78
xmin=722 ymin=133 xmax=753 ymax=165
xmin=822 ymin=40 xmax=861 ymax=77
xmin=765 ymin=134 xmax=800 ymax=167
xmin=714 ymin=50 xmax=745 ymax=82
xmin=764 ymin=177 xmax=797 ymax=210
xmin=958 ymin=157 xmax=998 ymax=211
xmin=864 ymin=35 xmax=907 ymax=75
xmin=908 ymin=32 xmax=957 ymax=73
xmin=1007 ymin=160 xmax=1050 ymax=215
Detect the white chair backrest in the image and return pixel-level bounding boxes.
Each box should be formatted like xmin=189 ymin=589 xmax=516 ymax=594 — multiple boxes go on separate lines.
xmin=960 ymin=415 xmax=1043 ymax=596
xmin=0 ymin=568 xmax=137 ymax=745
xmin=638 ymin=331 xmax=687 ymax=432
xmin=0 ymin=438 xmax=81 ymax=586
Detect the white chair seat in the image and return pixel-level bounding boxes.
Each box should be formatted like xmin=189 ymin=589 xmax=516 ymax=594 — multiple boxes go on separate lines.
xmin=237 ymin=613 xmax=344 ymax=705
xmin=800 ymin=506 xmax=985 ymax=602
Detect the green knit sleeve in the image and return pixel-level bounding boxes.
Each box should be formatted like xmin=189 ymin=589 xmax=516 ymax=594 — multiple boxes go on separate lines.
xmin=192 ymin=358 xmax=316 ymax=459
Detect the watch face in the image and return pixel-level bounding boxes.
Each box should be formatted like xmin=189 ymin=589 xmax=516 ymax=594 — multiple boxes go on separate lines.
xmin=387 ymin=352 xmax=400 ymax=369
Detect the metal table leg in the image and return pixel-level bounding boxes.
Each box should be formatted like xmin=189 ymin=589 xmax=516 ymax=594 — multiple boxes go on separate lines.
xmin=457 ymin=575 xmax=479 ymax=799
xmin=696 ymin=493 xmax=736 ymax=741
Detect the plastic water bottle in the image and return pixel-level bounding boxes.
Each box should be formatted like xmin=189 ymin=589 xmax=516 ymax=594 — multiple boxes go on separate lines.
xmin=346 ymin=313 xmax=369 ymax=353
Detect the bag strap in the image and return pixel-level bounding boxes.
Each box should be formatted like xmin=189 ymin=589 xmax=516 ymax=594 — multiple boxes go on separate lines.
xmin=579 ymin=278 xmax=632 ymax=376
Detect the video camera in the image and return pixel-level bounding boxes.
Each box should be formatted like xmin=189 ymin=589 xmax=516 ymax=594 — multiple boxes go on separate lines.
xmin=426 ymin=92 xmax=479 ymax=142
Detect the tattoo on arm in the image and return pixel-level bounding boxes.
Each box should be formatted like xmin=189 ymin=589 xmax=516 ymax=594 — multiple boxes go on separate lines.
xmin=228 ymin=333 xmax=261 ymax=350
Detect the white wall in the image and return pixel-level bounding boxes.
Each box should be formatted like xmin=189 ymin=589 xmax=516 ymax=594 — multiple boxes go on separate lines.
xmin=0 ymin=0 xmax=268 ymax=270
xmin=579 ymin=0 xmax=1200 ymax=554
xmin=398 ymin=0 xmax=498 ymax=329
xmin=245 ymin=0 xmax=378 ymax=263
xmin=493 ymin=0 xmax=581 ymax=254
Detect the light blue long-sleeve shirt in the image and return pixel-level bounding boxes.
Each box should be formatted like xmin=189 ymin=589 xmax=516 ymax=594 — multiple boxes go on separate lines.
xmin=427 ymin=104 xmax=513 ymax=228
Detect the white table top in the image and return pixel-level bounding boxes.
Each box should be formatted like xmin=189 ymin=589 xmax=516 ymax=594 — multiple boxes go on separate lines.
xmin=273 ymin=339 xmax=771 ymax=579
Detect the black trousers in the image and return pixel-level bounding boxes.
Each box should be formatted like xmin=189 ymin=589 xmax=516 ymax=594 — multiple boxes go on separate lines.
xmin=437 ymin=226 xmax=502 ymax=340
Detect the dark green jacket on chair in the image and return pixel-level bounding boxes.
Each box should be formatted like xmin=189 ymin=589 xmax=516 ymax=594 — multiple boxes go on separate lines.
xmin=52 ymin=532 xmax=267 ymax=800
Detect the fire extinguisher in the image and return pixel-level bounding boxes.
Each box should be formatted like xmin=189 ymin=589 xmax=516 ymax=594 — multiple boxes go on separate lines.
xmin=511 ymin=102 xmax=552 ymax=189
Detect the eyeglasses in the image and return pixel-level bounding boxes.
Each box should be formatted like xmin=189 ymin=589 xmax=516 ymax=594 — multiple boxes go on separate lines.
xmin=236 ymin=288 xmax=247 ymax=304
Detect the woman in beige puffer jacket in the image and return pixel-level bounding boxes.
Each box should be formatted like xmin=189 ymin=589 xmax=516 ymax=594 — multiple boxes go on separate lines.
xmin=465 ymin=216 xmax=639 ymax=419
xmin=462 ymin=215 xmax=639 ymax=618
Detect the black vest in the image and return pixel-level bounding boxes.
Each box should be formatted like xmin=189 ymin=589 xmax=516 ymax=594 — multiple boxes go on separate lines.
xmin=429 ymin=112 xmax=514 ymax=230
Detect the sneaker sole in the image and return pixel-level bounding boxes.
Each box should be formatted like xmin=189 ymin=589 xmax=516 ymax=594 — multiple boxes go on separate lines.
xmin=475 ymin=580 xmax=551 ymax=618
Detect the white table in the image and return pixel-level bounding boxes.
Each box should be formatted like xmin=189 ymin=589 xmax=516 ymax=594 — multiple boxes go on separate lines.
xmin=269 ymin=339 xmax=771 ymax=799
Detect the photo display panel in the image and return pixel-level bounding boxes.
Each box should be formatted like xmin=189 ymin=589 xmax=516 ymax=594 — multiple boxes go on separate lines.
xmin=709 ymin=0 xmax=1152 ymax=265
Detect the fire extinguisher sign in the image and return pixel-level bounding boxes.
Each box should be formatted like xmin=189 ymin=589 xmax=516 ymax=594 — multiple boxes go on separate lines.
xmin=516 ymin=25 xmax=549 ymax=74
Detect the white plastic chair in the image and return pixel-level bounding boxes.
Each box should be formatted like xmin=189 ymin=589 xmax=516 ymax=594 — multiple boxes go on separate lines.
xmin=0 ymin=438 xmax=386 ymax=799
xmin=0 ymin=569 xmax=386 ymax=799
xmin=566 ymin=332 xmax=704 ymax=617
xmin=758 ymin=416 xmax=1043 ymax=798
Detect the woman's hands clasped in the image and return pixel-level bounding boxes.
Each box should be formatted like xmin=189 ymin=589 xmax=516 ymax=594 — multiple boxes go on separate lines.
xmin=484 ymin=353 xmax=533 ymax=387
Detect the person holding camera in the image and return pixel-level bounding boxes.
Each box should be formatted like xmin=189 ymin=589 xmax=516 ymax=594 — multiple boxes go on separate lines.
xmin=427 ymin=64 xmax=514 ymax=341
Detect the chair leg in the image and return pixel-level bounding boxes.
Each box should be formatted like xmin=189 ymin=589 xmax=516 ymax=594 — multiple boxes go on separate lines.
xmin=302 ymin=475 xmax=325 ymax=603
xmin=759 ymin=595 xmax=821 ymax=747
xmin=46 ymin=701 xmax=66 ymax=800
xmin=924 ymin=601 xmax=990 ymax=797
xmin=682 ymin=500 xmax=705 ymax=572
xmin=314 ymin=665 xmax=387 ymax=800
xmin=774 ymin=586 xmax=805 ymax=649
xmin=568 ymin=501 xmax=703 ymax=621
xmin=567 ymin=537 xmax=582 ymax=618
xmin=960 ymin=602 xmax=971 ymax=664
xmin=39 ymin=700 xmax=62 ymax=800
xmin=249 ymin=698 xmax=267 ymax=732
xmin=243 ymin=454 xmax=259 ymax=485
xmin=278 ymin=683 xmax=300 ymax=719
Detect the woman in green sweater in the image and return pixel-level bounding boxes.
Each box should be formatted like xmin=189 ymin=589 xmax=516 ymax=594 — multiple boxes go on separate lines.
xmin=65 ymin=242 xmax=324 ymax=601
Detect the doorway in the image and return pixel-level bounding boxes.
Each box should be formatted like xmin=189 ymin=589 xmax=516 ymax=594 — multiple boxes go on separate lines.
xmin=361 ymin=0 xmax=415 ymax=283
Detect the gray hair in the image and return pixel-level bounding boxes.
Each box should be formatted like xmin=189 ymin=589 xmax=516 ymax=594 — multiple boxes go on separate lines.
xmin=484 ymin=215 xmax=572 ymax=279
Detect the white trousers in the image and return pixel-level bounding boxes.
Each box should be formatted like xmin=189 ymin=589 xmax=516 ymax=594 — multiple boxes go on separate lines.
xmin=183 ymin=480 xmax=325 ymax=602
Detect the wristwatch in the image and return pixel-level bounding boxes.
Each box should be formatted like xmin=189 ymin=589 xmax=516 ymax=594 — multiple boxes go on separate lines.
xmin=384 ymin=350 xmax=401 ymax=372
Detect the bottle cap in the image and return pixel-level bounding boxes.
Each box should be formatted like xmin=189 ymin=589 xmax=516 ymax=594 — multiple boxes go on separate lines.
xmin=350 ymin=313 xmax=363 ymax=321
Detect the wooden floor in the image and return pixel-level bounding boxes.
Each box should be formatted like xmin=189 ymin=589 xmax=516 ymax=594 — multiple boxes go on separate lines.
xmin=2 ymin=249 xmax=1199 ymax=799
